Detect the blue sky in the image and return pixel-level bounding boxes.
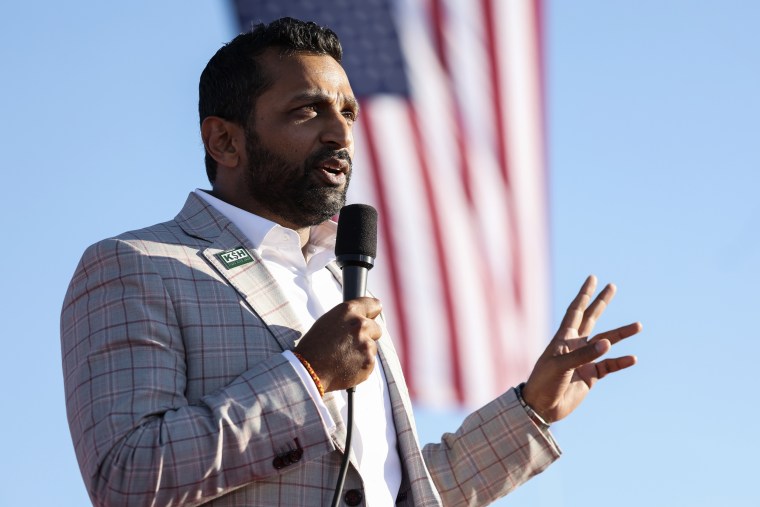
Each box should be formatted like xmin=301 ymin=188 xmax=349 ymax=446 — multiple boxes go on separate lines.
xmin=1 ymin=1 xmax=758 ymax=505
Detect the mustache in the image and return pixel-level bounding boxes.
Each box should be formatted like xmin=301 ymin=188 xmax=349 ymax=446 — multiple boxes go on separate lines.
xmin=306 ymin=147 xmax=352 ymax=170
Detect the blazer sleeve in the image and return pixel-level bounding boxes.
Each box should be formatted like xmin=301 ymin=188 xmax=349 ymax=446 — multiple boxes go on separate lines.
xmin=61 ymin=238 xmax=334 ymax=507
xmin=421 ymin=389 xmax=562 ymax=506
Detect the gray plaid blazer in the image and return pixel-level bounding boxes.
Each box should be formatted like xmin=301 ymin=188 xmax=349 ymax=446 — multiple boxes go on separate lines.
xmin=61 ymin=193 xmax=560 ymax=506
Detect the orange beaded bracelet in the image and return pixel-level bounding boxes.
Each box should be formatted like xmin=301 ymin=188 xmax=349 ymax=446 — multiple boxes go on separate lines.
xmin=293 ymin=352 xmax=325 ymax=398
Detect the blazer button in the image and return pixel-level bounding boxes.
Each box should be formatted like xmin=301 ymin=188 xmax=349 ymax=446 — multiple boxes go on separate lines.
xmin=287 ymin=448 xmax=303 ymax=463
xmin=344 ymin=489 xmax=363 ymax=506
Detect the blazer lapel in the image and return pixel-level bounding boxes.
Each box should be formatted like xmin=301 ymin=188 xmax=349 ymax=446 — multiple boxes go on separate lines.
xmin=175 ymin=193 xmax=306 ymax=351
xmin=202 ymin=229 xmax=307 ymax=351
xmin=376 ymin=338 xmax=442 ymax=505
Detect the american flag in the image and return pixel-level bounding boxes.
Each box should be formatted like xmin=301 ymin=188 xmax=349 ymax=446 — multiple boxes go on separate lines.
xmin=233 ymin=0 xmax=550 ymax=409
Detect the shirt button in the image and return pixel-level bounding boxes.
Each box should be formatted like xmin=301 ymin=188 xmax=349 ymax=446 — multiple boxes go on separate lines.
xmin=344 ymin=489 xmax=363 ymax=506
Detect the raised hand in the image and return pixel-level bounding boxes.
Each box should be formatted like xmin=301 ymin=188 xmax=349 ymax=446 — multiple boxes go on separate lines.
xmin=522 ymin=275 xmax=642 ymax=424
xmin=294 ymin=297 xmax=383 ymax=392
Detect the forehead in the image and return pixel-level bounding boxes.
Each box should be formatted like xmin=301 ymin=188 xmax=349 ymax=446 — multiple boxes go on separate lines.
xmin=256 ymin=50 xmax=355 ymax=107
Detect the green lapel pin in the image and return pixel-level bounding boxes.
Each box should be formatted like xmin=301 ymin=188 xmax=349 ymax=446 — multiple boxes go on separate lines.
xmin=216 ymin=247 xmax=254 ymax=269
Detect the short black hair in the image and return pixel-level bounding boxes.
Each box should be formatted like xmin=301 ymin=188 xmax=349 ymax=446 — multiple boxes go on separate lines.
xmin=198 ymin=17 xmax=343 ymax=183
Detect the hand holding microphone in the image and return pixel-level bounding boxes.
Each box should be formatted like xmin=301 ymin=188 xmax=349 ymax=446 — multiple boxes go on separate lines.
xmin=293 ymin=204 xmax=381 ymax=393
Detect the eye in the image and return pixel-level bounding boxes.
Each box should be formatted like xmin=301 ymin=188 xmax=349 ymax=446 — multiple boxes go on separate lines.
xmin=342 ymin=110 xmax=358 ymax=123
xmin=290 ymin=104 xmax=318 ymax=121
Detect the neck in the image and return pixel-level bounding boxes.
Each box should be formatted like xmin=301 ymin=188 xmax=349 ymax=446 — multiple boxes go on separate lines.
xmin=205 ymin=188 xmax=312 ymax=251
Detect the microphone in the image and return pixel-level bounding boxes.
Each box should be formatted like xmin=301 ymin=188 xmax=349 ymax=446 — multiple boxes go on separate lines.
xmin=335 ymin=204 xmax=377 ymax=301
xmin=330 ymin=203 xmax=377 ymax=507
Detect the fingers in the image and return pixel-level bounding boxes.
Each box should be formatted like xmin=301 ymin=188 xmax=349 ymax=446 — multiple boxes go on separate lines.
xmin=556 ymin=333 xmax=640 ymax=383
xmin=595 ymin=355 xmax=637 ymax=380
xmin=556 ymin=337 xmax=611 ymax=371
xmin=578 ymin=283 xmax=616 ymax=337
xmin=344 ymin=298 xmax=383 ymax=341
xmin=589 ymin=322 xmax=643 ymax=346
xmin=346 ymin=297 xmax=383 ymax=320
xmin=353 ymin=312 xmax=382 ymax=342
xmin=558 ymin=275 xmax=597 ymax=332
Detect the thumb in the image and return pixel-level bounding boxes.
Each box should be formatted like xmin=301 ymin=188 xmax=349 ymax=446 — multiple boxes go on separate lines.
xmin=556 ymin=339 xmax=610 ymax=371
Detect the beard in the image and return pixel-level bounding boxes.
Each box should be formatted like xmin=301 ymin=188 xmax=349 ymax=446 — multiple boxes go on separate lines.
xmin=243 ymin=131 xmax=352 ymax=228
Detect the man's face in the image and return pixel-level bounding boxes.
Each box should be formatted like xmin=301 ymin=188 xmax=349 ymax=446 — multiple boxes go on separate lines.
xmin=242 ymin=50 xmax=358 ymax=228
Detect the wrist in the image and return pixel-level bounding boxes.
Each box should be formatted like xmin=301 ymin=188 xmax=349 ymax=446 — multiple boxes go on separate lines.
xmin=293 ymin=352 xmax=325 ymax=397
xmin=515 ymin=382 xmax=551 ymax=429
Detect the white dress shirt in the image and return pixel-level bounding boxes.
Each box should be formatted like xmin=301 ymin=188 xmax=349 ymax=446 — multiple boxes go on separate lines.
xmin=196 ymin=190 xmax=401 ymax=506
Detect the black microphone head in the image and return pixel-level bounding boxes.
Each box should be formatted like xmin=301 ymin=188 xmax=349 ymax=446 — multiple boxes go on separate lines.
xmin=335 ymin=204 xmax=377 ymax=260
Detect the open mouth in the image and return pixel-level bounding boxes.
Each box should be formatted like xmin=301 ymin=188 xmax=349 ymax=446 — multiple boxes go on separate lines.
xmin=321 ymin=165 xmax=343 ymax=175
xmin=314 ymin=157 xmax=349 ymax=186
xmin=320 ymin=157 xmax=349 ymax=174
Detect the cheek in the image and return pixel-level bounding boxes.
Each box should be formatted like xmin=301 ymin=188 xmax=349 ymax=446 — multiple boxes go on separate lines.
xmin=261 ymin=127 xmax=314 ymax=159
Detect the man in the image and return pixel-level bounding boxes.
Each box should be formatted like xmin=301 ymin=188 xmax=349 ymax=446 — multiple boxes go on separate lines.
xmin=61 ymin=17 xmax=641 ymax=506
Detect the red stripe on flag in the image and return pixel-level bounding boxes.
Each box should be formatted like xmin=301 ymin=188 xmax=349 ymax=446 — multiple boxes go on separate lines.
xmin=481 ymin=0 xmax=510 ymax=188
xmin=533 ymin=0 xmax=551 ymax=230
xmin=428 ymin=0 xmax=446 ymax=69
xmin=429 ymin=0 xmax=474 ymax=203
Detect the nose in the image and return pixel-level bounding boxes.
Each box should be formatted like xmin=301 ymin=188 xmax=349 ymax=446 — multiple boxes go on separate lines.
xmin=320 ymin=109 xmax=353 ymax=151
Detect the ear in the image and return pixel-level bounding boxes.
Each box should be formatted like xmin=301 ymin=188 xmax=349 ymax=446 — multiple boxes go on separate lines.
xmin=201 ymin=116 xmax=245 ymax=169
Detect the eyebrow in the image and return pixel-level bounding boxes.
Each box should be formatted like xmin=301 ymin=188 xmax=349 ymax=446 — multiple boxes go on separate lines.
xmin=289 ymin=90 xmax=360 ymax=115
